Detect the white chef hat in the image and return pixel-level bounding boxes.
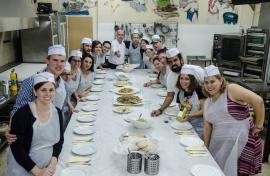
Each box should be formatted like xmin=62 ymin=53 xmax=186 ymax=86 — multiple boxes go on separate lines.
xmin=181 ymin=64 xmax=194 ymax=75
xmin=151 ymin=34 xmax=161 ymax=43
xmin=141 ymin=36 xmax=150 ymax=43
xmin=64 ymin=62 xmax=71 ymax=72
xmin=145 ymin=45 xmax=154 ymax=50
xmin=181 ymin=64 xmax=204 ymax=84
xmin=81 ymin=37 xmax=92 ymax=44
xmin=204 ymin=65 xmax=220 ymax=77
xmin=70 ymin=50 xmax=82 ymax=58
xmin=48 ymin=45 xmax=66 ymax=56
xmin=132 ymin=29 xmax=139 ymax=34
xmin=166 ymin=48 xmax=180 ymax=58
xmin=34 ymin=72 xmax=55 ymax=86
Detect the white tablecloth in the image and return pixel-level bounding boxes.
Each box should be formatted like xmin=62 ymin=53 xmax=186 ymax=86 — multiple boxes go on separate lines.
xmin=55 ymin=69 xmax=223 ymax=176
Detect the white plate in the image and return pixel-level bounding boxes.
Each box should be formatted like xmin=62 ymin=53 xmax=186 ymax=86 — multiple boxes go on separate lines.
xmin=91 ymin=87 xmax=103 ymax=92
xmin=74 ymin=126 xmax=95 ymax=135
xmin=81 ymin=105 xmax=98 ymax=112
xmin=149 ymin=74 xmax=158 ymax=78
xmin=115 ymin=72 xmax=130 ymax=81
xmin=93 ymin=80 xmax=105 ymax=85
xmin=96 ymin=70 xmax=106 ymax=74
xmin=72 ymin=144 xmax=96 ymax=156
xmin=179 ymin=137 xmax=204 ymax=147
xmin=77 ymin=116 xmax=96 ymax=122
xmin=95 ymin=75 xmax=105 ymax=79
xmin=190 ymin=164 xmax=223 ymax=176
xmin=151 ymin=84 xmax=163 ymax=88
xmin=61 ymin=168 xmax=86 ymax=176
xmin=114 ymin=106 xmax=132 ymax=114
xmin=164 ymin=107 xmax=178 ymax=116
xmin=170 ymin=121 xmax=192 ymax=130
xmin=114 ymin=95 xmax=143 ymax=106
xmin=86 ymin=95 xmax=100 ymax=101
xmin=157 ymin=91 xmax=167 ymax=97
xmin=112 ymin=86 xmax=139 ymax=95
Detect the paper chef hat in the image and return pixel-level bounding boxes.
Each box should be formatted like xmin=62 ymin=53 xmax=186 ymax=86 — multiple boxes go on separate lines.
xmin=81 ymin=37 xmax=92 ymax=44
xmin=166 ymin=48 xmax=180 ymax=58
xmin=48 ymin=45 xmax=66 ymax=56
xmin=146 ymin=45 xmax=154 ymax=50
xmin=204 ymin=65 xmax=220 ymax=77
xmin=64 ymin=62 xmax=71 ymax=72
xmin=181 ymin=64 xmax=204 ymax=84
xmin=141 ymin=36 xmax=150 ymax=44
xmin=151 ymin=34 xmax=161 ymax=43
xmin=70 ymin=50 xmax=82 ymax=58
xmin=181 ymin=65 xmax=194 ymax=75
xmin=34 ymin=72 xmax=55 ymax=86
xmin=132 ymin=29 xmax=139 ymax=34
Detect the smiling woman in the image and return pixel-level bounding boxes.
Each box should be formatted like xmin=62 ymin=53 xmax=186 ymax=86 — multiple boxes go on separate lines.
xmin=6 ymin=72 xmax=64 ymax=176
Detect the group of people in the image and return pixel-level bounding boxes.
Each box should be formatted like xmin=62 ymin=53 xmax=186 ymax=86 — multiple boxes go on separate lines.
xmin=4 ymin=30 xmax=265 ymax=176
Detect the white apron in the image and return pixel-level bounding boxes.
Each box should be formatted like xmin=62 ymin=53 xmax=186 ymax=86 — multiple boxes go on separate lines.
xmin=128 ymin=44 xmax=142 ymax=68
xmin=53 ymin=77 xmax=67 ymax=109
xmin=204 ymin=89 xmax=249 ymax=176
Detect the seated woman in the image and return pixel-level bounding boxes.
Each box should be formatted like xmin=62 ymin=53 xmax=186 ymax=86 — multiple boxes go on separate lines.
xmin=78 ymin=53 xmax=95 ymax=97
xmin=6 ymin=72 xmax=64 ymax=176
xmin=91 ymin=40 xmax=103 ymax=70
xmin=143 ymin=45 xmax=156 ymax=72
xmin=203 ymin=65 xmax=264 ymax=176
xmin=144 ymin=56 xmax=170 ymax=88
xmin=176 ymin=65 xmax=205 ymax=138
xmin=66 ymin=50 xmax=83 ymax=105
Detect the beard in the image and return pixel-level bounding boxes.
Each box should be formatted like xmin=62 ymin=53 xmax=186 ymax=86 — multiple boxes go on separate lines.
xmin=171 ymin=65 xmax=182 ymax=73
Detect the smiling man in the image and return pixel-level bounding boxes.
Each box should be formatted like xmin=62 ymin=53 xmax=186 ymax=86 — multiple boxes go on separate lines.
xmin=151 ymin=48 xmax=184 ymax=117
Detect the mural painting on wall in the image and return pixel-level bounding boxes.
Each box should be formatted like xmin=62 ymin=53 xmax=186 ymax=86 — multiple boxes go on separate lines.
xmin=207 ymin=0 xmax=238 ymax=24
xmin=115 ymin=22 xmax=178 ymax=48
xmin=122 ymin=0 xmax=147 ymax=12
xmin=179 ymin=0 xmax=199 ymax=23
xmin=61 ymin=0 xmax=97 ymax=12
xmin=154 ymin=0 xmax=179 ymax=19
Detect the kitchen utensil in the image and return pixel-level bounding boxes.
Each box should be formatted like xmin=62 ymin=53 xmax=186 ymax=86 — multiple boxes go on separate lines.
xmin=144 ymin=153 xmax=160 ymax=175
xmin=127 ymin=152 xmax=142 ymax=174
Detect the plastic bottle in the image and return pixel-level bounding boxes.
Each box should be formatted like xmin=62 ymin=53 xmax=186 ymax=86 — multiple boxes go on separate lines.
xmin=10 ymin=69 xmax=18 ymax=94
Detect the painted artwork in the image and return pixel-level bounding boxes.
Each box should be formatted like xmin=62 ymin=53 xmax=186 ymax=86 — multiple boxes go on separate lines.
xmin=179 ymin=0 xmax=199 ymax=22
xmin=207 ymin=0 xmax=238 ymax=24
xmin=154 ymin=0 xmax=179 ymax=19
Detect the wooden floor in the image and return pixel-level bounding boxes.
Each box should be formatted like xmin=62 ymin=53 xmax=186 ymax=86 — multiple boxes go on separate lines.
xmin=0 ymin=146 xmax=270 ymax=176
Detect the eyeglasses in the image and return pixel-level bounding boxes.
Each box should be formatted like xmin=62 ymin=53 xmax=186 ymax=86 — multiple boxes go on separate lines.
xmin=103 ymin=46 xmax=111 ymax=50
xmin=40 ymin=88 xmax=55 ymax=93
xmin=61 ymin=72 xmax=71 ymax=76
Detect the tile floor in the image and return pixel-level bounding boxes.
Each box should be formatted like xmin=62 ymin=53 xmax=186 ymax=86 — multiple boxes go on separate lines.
xmin=0 ymin=146 xmax=270 ymax=176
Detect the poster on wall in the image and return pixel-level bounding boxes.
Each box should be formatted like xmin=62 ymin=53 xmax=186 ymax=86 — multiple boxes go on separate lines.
xmin=179 ymin=0 xmax=199 ymax=23
xmin=121 ymin=0 xmax=147 ymax=12
xmin=207 ymin=0 xmax=238 ymax=24
xmin=115 ymin=22 xmax=178 ymax=48
xmin=153 ymin=0 xmax=179 ymax=19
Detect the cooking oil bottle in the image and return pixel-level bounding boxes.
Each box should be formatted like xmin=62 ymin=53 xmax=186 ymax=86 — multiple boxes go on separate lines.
xmin=10 ymin=69 xmax=18 ymax=94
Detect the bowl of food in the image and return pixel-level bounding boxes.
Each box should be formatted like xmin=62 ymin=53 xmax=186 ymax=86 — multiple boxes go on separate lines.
xmin=130 ymin=117 xmax=152 ymax=129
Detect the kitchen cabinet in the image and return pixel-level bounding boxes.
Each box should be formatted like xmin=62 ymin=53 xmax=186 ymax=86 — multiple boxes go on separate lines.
xmin=67 ymin=16 xmax=93 ymax=54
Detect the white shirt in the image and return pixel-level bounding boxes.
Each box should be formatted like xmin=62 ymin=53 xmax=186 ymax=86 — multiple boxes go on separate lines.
xmin=166 ymin=71 xmax=179 ymax=93
xmin=108 ymin=39 xmax=126 ymax=65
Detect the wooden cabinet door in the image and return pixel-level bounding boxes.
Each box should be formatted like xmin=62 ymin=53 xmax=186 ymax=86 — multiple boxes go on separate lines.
xmin=67 ymin=16 xmax=93 ymax=55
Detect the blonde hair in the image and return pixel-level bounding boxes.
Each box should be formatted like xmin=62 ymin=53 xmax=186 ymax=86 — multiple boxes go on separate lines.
xmin=202 ymin=75 xmax=227 ymax=97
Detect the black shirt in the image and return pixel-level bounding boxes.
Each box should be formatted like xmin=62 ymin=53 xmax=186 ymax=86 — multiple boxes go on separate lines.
xmin=176 ymin=86 xmax=205 ymax=103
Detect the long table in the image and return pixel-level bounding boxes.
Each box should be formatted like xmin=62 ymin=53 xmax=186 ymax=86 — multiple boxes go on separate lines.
xmin=55 ymin=69 xmax=223 ymax=176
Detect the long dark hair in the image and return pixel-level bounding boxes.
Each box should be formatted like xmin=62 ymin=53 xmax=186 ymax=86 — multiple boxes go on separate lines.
xmin=92 ymin=40 xmax=102 ymax=53
xmin=81 ymin=53 xmax=94 ymax=72
xmin=176 ymin=74 xmax=198 ymax=93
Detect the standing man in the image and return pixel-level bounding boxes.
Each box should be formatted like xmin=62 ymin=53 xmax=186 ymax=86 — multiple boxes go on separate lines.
xmin=151 ymin=48 xmax=184 ymax=116
xmin=81 ymin=37 xmax=92 ymax=56
xmin=96 ymin=41 xmax=111 ymax=69
xmin=6 ymin=45 xmax=67 ymax=143
xmin=108 ymin=29 xmax=126 ymax=69
xmin=125 ymin=29 xmax=143 ymax=68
